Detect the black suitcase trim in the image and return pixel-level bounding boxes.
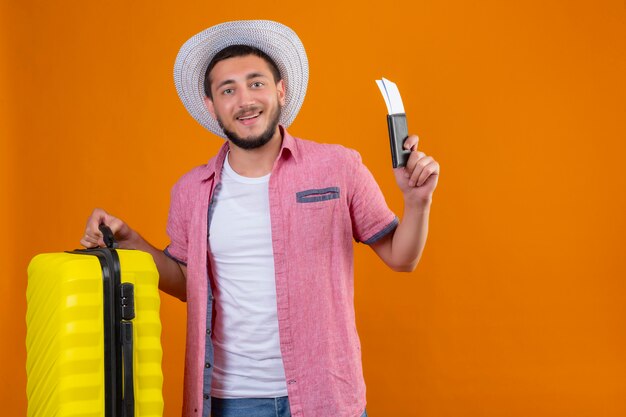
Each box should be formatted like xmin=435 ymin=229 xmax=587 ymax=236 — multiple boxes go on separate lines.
xmin=69 ymin=248 xmax=135 ymax=417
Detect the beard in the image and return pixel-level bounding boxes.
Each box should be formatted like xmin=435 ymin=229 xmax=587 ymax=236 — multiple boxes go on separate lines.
xmin=216 ymin=104 xmax=282 ymax=150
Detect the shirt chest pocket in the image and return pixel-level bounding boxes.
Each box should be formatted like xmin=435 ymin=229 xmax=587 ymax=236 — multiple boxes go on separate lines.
xmin=295 ymin=187 xmax=340 ymax=209
xmin=292 ymin=187 xmax=345 ymax=252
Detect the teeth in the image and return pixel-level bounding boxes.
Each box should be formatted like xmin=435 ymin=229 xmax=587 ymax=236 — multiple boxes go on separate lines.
xmin=238 ymin=113 xmax=259 ymax=120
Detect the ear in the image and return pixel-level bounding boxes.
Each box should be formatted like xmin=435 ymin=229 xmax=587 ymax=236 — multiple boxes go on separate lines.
xmin=204 ymin=96 xmax=216 ymax=119
xmin=276 ymin=79 xmax=286 ymax=107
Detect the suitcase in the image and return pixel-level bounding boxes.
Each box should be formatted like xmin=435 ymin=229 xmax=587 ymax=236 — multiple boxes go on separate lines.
xmin=26 ymin=225 xmax=163 ymax=417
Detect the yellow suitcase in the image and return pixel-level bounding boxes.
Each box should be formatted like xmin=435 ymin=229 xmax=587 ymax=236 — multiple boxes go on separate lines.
xmin=26 ymin=230 xmax=163 ymax=417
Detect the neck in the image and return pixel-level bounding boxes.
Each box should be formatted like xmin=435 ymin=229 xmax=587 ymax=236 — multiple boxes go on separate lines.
xmin=227 ymin=128 xmax=283 ymax=177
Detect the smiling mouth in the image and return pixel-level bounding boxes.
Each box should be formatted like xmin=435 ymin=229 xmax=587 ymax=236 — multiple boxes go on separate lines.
xmin=237 ymin=111 xmax=262 ymax=122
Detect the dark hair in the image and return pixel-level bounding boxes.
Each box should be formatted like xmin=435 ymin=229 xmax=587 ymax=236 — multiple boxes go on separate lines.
xmin=204 ymin=45 xmax=282 ymax=99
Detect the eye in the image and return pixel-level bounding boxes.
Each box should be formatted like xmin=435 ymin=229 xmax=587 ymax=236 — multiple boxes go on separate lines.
xmin=222 ymin=88 xmax=234 ymax=95
xmin=251 ymin=81 xmax=264 ymax=88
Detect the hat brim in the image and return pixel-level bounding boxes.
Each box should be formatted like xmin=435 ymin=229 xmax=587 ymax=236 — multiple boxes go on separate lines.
xmin=174 ymin=20 xmax=309 ymax=138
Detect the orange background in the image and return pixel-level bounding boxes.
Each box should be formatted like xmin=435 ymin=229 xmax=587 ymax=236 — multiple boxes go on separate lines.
xmin=2 ymin=1 xmax=625 ymax=416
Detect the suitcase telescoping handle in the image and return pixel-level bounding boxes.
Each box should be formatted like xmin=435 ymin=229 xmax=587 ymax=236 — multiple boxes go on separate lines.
xmin=120 ymin=270 xmax=136 ymax=417
xmin=121 ymin=321 xmax=135 ymax=417
xmin=70 ymin=228 xmax=134 ymax=417
xmin=98 ymin=223 xmax=135 ymax=417
xmin=99 ymin=224 xmax=119 ymax=249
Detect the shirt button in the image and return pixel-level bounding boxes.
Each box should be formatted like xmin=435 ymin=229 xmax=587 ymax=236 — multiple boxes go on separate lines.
xmin=206 ymin=329 xmax=211 ymax=335
xmin=205 ymin=362 xmax=211 ymax=368
xmin=203 ymin=394 xmax=209 ymax=400
xmin=287 ymin=379 xmax=296 ymax=384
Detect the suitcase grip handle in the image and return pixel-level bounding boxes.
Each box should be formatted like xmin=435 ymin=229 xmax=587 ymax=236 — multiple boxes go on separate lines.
xmin=99 ymin=224 xmax=119 ymax=249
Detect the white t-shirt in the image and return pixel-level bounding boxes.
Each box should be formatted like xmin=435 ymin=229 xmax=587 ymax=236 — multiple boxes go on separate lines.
xmin=208 ymin=154 xmax=288 ymax=398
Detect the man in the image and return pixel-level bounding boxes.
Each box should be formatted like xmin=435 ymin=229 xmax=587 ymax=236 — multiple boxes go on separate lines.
xmin=81 ymin=20 xmax=439 ymax=417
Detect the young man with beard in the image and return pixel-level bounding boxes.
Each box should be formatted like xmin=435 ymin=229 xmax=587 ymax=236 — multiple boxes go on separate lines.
xmin=81 ymin=20 xmax=439 ymax=417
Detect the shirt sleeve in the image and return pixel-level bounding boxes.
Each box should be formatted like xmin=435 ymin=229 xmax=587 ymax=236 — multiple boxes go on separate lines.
xmin=348 ymin=149 xmax=399 ymax=244
xmin=163 ymin=180 xmax=189 ymax=266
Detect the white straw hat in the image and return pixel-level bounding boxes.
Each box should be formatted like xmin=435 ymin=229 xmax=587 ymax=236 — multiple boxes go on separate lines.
xmin=173 ymin=20 xmax=309 ymax=138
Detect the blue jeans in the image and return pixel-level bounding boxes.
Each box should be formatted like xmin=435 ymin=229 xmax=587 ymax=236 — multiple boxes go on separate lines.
xmin=210 ymin=396 xmax=368 ymax=417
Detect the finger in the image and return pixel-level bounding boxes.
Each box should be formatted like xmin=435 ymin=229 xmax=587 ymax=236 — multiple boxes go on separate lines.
xmin=403 ymin=134 xmax=419 ymax=151
xmin=80 ymin=233 xmax=101 ymax=248
xmin=86 ymin=208 xmax=108 ymax=234
xmin=404 ymin=151 xmax=426 ymax=179
xmin=83 ymin=208 xmax=117 ymax=248
xmin=408 ymin=155 xmax=432 ymax=186
xmin=89 ymin=208 xmax=125 ymax=239
xmin=415 ymin=161 xmax=439 ymax=187
xmin=106 ymin=217 xmax=125 ymax=235
xmin=83 ymin=226 xmax=102 ymax=243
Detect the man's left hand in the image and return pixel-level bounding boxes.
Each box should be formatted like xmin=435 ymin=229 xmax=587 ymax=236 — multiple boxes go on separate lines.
xmin=393 ymin=134 xmax=440 ymax=206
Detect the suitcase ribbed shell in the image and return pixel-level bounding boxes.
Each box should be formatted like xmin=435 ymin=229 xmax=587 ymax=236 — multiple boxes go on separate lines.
xmin=26 ymin=249 xmax=163 ymax=417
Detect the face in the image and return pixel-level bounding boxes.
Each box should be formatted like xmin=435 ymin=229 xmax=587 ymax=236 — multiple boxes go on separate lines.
xmin=204 ymin=55 xmax=286 ymax=149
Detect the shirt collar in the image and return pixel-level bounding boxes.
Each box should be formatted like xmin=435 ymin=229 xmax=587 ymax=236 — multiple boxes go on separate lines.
xmin=198 ymin=124 xmax=299 ymax=182
xmin=277 ymin=124 xmax=300 ymax=164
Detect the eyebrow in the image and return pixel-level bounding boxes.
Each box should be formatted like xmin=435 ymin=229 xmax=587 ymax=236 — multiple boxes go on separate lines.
xmin=214 ymin=72 xmax=269 ymax=91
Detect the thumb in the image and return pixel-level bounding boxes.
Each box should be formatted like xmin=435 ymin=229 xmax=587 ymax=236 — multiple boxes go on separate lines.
xmin=403 ymin=134 xmax=419 ymax=151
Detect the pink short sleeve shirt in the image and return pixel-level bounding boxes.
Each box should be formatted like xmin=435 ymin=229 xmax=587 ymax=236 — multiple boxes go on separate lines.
xmin=165 ymin=127 xmax=398 ymax=417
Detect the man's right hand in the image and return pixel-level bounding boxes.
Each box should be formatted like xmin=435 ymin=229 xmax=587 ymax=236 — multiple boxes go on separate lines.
xmin=81 ymin=208 xmax=188 ymax=301
xmin=81 ymin=208 xmax=136 ymax=249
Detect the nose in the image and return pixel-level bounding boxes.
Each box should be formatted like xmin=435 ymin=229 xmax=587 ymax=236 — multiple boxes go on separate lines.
xmin=237 ymin=87 xmax=255 ymax=108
